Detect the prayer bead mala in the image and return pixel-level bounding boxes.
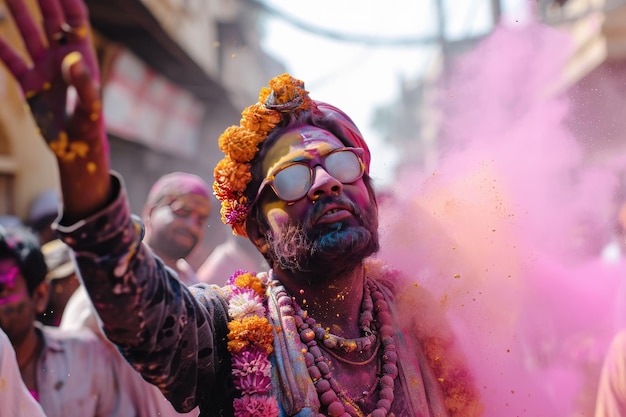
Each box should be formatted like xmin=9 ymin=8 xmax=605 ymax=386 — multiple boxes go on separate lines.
xmin=281 ymin=279 xmax=399 ymax=417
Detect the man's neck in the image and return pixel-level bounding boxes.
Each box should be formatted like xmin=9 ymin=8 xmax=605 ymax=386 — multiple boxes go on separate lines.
xmin=275 ymin=265 xmax=366 ymax=338
xmin=14 ymin=327 xmax=41 ymax=369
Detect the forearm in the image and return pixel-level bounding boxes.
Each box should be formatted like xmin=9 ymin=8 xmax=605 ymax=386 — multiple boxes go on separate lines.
xmin=57 ymin=125 xmax=111 ymax=223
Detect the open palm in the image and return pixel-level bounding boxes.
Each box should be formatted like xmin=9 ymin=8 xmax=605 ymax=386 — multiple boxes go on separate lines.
xmin=0 ymin=0 xmax=101 ymax=150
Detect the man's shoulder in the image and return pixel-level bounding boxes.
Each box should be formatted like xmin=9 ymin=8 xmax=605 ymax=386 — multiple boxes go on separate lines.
xmin=40 ymin=324 xmax=107 ymax=353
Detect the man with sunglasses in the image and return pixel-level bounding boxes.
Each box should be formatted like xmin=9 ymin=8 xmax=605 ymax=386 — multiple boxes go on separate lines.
xmin=0 ymin=1 xmax=482 ymax=416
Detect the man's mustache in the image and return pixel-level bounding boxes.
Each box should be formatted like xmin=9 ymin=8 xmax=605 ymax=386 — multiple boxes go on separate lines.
xmin=305 ymin=195 xmax=360 ymax=228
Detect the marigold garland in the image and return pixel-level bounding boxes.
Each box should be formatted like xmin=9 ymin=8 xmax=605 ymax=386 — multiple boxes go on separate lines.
xmin=213 ymin=73 xmax=311 ymax=237
xmin=226 ymin=270 xmax=279 ymax=417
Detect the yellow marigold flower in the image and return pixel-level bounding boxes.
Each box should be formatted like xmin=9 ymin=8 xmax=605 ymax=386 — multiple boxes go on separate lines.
xmin=227 ymin=316 xmax=274 ymax=354
xmin=234 ymin=273 xmax=265 ymax=297
xmin=219 ymin=126 xmax=261 ymax=163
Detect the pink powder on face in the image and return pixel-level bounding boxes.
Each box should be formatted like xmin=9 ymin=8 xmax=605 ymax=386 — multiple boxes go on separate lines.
xmin=0 ymin=265 xmax=19 ymax=288
xmin=0 ymin=265 xmax=24 ymax=305
xmin=378 ymin=20 xmax=624 ymax=417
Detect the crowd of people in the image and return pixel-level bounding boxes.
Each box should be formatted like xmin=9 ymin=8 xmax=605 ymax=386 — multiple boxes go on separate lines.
xmin=1 ymin=0 xmax=626 ymax=417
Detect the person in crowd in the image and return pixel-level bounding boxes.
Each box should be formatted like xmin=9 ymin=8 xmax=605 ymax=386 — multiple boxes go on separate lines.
xmin=27 ymin=189 xmax=60 ymax=245
xmin=142 ymin=172 xmax=212 ymax=285
xmin=0 ymin=1 xmax=482 ymax=416
xmin=0 ymin=327 xmax=46 ymax=417
xmin=61 ymin=284 xmax=201 ymax=417
xmin=39 ymin=239 xmax=80 ymax=326
xmin=0 ymin=225 xmax=134 ymax=417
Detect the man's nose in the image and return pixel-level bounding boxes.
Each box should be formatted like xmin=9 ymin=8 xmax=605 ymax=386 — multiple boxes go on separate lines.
xmin=307 ymin=166 xmax=343 ymax=201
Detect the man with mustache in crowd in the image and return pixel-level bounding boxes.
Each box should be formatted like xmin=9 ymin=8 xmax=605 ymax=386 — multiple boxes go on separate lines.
xmin=142 ymin=172 xmax=212 ymax=285
xmin=0 ymin=0 xmax=483 ymax=415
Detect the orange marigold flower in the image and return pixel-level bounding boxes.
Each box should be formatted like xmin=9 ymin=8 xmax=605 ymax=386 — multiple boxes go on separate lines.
xmin=214 ymin=158 xmax=252 ymax=194
xmin=234 ymin=273 xmax=265 ymax=297
xmin=240 ymin=104 xmax=281 ymax=135
xmin=227 ymin=316 xmax=274 ymax=354
xmin=268 ymin=74 xmax=306 ymax=104
xmin=219 ymin=126 xmax=261 ymax=163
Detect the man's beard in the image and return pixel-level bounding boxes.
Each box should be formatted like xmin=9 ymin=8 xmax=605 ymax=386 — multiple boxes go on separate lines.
xmin=265 ymin=196 xmax=379 ymax=277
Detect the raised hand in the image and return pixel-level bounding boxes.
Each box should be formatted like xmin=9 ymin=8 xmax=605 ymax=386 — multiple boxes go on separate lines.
xmin=0 ymin=0 xmax=111 ymax=221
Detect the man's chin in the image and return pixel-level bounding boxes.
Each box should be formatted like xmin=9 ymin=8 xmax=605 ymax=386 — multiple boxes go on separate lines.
xmin=267 ymin=221 xmax=379 ymax=275
xmin=287 ymin=225 xmax=378 ymax=276
xmin=313 ymin=225 xmax=377 ymax=260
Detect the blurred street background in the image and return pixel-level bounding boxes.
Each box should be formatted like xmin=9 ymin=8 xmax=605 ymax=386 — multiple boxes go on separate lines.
xmin=3 ymin=0 xmax=625 ymax=262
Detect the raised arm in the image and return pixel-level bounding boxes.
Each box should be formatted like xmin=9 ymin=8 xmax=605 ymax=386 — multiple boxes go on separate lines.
xmin=0 ymin=2 xmax=230 ymax=411
xmin=0 ymin=0 xmax=111 ymax=222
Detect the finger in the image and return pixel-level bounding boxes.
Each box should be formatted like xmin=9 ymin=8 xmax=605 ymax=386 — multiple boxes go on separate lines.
xmin=176 ymin=259 xmax=197 ymax=284
xmin=59 ymin=0 xmax=88 ymax=28
xmin=62 ymin=51 xmax=99 ymax=114
xmin=36 ymin=0 xmax=66 ymax=45
xmin=0 ymin=36 xmax=30 ymax=81
xmin=5 ymin=0 xmax=46 ymax=59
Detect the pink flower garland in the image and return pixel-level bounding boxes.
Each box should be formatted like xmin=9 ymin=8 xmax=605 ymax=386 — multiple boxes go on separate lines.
xmin=226 ymin=270 xmax=280 ymax=417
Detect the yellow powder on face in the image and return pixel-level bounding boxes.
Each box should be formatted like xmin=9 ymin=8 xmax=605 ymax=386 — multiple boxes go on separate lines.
xmin=86 ymin=162 xmax=97 ymax=174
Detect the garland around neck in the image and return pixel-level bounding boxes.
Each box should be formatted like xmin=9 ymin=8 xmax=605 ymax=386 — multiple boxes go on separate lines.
xmin=222 ymin=260 xmax=483 ymax=417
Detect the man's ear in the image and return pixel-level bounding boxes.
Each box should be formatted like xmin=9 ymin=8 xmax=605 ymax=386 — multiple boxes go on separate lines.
xmin=32 ymin=280 xmax=50 ymax=315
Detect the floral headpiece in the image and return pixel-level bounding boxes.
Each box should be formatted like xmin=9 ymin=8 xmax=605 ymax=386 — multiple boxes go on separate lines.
xmin=213 ymin=74 xmax=313 ymax=237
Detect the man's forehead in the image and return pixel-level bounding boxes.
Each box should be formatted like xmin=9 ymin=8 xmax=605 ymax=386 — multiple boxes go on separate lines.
xmin=170 ymin=194 xmax=211 ymax=211
xmin=262 ymin=127 xmax=343 ymax=172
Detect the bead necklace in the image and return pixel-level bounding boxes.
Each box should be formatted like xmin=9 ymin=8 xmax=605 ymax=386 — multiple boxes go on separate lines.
xmin=281 ymin=279 xmax=399 ymax=417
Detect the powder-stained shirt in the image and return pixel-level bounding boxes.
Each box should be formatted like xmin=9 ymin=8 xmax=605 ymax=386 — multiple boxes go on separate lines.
xmin=57 ymin=175 xmax=478 ymax=417
xmin=60 ymin=286 xmax=200 ymax=417
xmin=0 ymin=328 xmax=46 ymax=417
xmin=34 ymin=323 xmax=137 ymax=417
